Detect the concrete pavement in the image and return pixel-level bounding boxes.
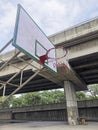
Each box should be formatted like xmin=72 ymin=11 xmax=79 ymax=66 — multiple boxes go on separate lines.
xmin=0 ymin=121 xmax=98 ymax=130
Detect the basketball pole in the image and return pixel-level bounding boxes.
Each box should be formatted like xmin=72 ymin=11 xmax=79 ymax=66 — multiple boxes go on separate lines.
xmin=0 ymin=38 xmax=13 ymax=53
xmin=0 ymin=67 xmax=44 ymax=105
xmin=0 ymin=38 xmax=45 ymax=105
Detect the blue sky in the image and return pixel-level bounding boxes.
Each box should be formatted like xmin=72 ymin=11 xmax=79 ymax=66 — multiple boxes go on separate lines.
xmin=0 ymin=0 xmax=98 ymax=49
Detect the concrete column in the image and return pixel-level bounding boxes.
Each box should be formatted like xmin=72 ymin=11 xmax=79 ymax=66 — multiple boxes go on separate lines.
xmin=64 ymin=81 xmax=79 ymax=125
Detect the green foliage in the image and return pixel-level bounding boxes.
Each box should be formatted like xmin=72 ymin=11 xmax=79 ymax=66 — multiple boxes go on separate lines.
xmin=1 ymin=90 xmax=65 ymax=108
xmin=39 ymin=90 xmax=65 ymax=104
xmin=88 ymin=84 xmax=98 ymax=98
xmin=0 ymin=96 xmax=13 ymax=108
xmin=76 ymin=84 xmax=98 ymax=100
xmin=76 ymin=91 xmax=87 ymax=101
xmin=11 ymin=96 xmax=24 ymax=107
xmin=22 ymin=92 xmax=41 ymax=106
xmin=1 ymin=84 xmax=98 ymax=108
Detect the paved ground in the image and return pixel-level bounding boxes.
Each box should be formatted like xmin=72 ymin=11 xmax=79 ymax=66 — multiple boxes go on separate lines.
xmin=0 ymin=121 xmax=98 ymax=130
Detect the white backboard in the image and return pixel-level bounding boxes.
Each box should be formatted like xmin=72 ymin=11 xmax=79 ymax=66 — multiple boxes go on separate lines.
xmin=13 ymin=4 xmax=57 ymax=72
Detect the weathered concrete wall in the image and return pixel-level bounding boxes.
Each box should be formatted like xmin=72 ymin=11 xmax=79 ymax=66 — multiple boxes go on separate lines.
xmin=0 ymin=111 xmax=12 ymax=120
xmin=78 ymin=100 xmax=98 ymax=121
xmin=12 ymin=110 xmax=67 ymax=121
xmin=0 ymin=100 xmax=98 ymax=121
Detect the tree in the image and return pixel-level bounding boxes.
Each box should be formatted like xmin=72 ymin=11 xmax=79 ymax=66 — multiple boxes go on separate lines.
xmin=76 ymin=91 xmax=87 ymax=101
xmin=22 ymin=92 xmax=41 ymax=106
xmin=88 ymin=84 xmax=98 ymax=98
xmin=11 ymin=96 xmax=24 ymax=107
xmin=0 ymin=96 xmax=13 ymax=108
xmin=40 ymin=90 xmax=65 ymax=104
xmin=2 ymin=88 xmax=96 ymax=108
xmin=10 ymin=90 xmax=65 ymax=107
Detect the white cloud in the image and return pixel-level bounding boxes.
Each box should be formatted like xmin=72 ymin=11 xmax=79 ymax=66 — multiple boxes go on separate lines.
xmin=21 ymin=0 xmax=81 ymax=34
xmin=0 ymin=0 xmax=98 ymax=48
xmin=0 ymin=1 xmax=16 ymax=46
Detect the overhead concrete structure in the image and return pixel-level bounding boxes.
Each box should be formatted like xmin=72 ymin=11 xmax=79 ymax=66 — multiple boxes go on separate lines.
xmin=0 ymin=17 xmax=98 ymax=125
xmin=0 ymin=49 xmax=86 ymax=96
xmin=49 ymin=18 xmax=98 ymax=85
xmin=49 ymin=17 xmax=98 ymax=125
xmin=0 ymin=17 xmax=98 ymax=95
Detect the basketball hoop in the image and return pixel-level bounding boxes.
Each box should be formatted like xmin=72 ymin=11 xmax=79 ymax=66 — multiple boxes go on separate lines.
xmin=39 ymin=54 xmax=48 ymax=65
xmin=39 ymin=46 xmax=68 ymax=69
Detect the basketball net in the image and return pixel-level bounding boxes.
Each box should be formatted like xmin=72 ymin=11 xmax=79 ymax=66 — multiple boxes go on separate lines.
xmin=39 ymin=54 xmax=48 ymax=65
xmin=39 ymin=46 xmax=70 ymax=69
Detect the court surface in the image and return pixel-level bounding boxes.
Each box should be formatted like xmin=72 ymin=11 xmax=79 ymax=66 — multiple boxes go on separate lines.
xmin=0 ymin=121 xmax=98 ymax=130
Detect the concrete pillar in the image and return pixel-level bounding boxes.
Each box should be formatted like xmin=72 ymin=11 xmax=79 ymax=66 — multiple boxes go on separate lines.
xmin=64 ymin=81 xmax=79 ymax=125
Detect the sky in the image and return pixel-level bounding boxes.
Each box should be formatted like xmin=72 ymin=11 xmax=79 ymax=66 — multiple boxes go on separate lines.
xmin=0 ymin=0 xmax=98 ymax=50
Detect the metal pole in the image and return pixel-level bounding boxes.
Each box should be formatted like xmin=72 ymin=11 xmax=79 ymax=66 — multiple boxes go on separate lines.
xmin=2 ymin=68 xmax=43 ymax=103
xmin=0 ymin=38 xmax=13 ymax=53
xmin=0 ymin=80 xmax=18 ymax=87
xmin=18 ymin=57 xmax=41 ymax=70
xmin=0 ymin=59 xmax=36 ymax=91
xmin=0 ymin=51 xmax=20 ymax=71
xmin=3 ymin=84 xmax=6 ymax=97
xmin=20 ymin=71 xmax=23 ymax=86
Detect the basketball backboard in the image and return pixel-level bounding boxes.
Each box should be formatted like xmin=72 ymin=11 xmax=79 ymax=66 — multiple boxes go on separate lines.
xmin=13 ymin=4 xmax=57 ymax=72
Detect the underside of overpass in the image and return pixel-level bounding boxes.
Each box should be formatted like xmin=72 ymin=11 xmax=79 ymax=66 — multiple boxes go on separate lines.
xmin=6 ymin=49 xmax=97 ymax=96
xmin=69 ymin=52 xmax=98 ymax=85
xmin=0 ymin=52 xmax=86 ymax=96
xmin=49 ymin=18 xmax=98 ymax=86
xmin=1 ymin=17 xmax=98 ymax=97
xmin=0 ymin=47 xmax=87 ymax=97
xmin=0 ymin=69 xmax=62 ymax=96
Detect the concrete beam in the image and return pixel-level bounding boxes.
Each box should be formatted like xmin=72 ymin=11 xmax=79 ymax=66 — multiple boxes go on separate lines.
xmin=68 ymin=39 xmax=98 ymax=60
xmin=80 ymin=69 xmax=98 ymax=75
xmin=49 ymin=18 xmax=98 ymax=45
xmin=73 ymin=62 xmax=98 ymax=70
